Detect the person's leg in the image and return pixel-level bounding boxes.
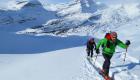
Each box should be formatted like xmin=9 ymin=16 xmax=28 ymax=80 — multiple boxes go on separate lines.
xmin=90 ymin=49 xmax=93 ymax=57
xmin=87 ymin=49 xmax=90 ymax=56
xmin=102 ymin=53 xmax=112 ymax=76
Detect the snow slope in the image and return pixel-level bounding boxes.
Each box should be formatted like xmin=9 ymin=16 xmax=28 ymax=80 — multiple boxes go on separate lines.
xmin=0 ymin=31 xmax=88 ymax=54
xmin=0 ymin=47 xmax=85 ymax=80
xmin=0 ymin=43 xmax=139 ymax=80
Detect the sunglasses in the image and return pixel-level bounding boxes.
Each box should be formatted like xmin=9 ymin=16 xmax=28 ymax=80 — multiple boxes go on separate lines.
xmin=111 ymin=36 xmax=117 ymax=39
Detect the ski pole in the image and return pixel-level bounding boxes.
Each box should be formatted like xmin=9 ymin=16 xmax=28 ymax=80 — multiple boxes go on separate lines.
xmin=94 ymin=54 xmax=98 ymax=65
xmin=123 ymin=48 xmax=127 ymax=64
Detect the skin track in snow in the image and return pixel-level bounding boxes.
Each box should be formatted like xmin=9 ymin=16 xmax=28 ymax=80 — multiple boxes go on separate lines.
xmin=86 ymin=56 xmax=115 ymax=80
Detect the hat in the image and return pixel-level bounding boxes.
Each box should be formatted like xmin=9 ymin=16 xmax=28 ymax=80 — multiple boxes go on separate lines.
xmin=110 ymin=32 xmax=117 ymax=38
xmin=89 ymin=37 xmax=94 ymax=42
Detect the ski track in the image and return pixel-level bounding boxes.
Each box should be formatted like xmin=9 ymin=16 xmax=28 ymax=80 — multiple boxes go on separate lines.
xmin=83 ymin=58 xmax=104 ymax=80
xmin=82 ymin=51 xmax=139 ymax=80
xmin=111 ymin=52 xmax=139 ymax=80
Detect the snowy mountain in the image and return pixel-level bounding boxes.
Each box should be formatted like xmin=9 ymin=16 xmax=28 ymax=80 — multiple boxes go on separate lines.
xmin=0 ymin=0 xmax=140 ymax=80
xmin=17 ymin=0 xmax=140 ymax=36
xmin=17 ymin=0 xmax=107 ymax=35
xmin=0 ymin=0 xmax=56 ymax=32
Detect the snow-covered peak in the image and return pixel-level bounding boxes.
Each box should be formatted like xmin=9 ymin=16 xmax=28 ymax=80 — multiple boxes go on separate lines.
xmin=79 ymin=0 xmax=107 ymax=13
xmin=22 ymin=0 xmax=42 ymax=8
xmin=0 ymin=0 xmax=57 ymax=32
xmin=4 ymin=1 xmax=27 ymax=10
xmin=1 ymin=0 xmax=43 ymax=10
xmin=17 ymin=0 xmax=139 ymax=36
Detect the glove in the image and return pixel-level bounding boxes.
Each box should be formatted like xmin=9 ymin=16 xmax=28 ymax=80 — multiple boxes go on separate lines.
xmin=96 ymin=49 xmax=100 ymax=54
xmin=125 ymin=40 xmax=131 ymax=46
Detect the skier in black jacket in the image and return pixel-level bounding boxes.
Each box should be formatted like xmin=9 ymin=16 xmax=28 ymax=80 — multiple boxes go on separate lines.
xmin=86 ymin=38 xmax=96 ymax=58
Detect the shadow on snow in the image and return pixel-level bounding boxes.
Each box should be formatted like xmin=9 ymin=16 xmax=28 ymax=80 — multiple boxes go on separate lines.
xmin=0 ymin=31 xmax=92 ymax=54
xmin=111 ymin=60 xmax=140 ymax=79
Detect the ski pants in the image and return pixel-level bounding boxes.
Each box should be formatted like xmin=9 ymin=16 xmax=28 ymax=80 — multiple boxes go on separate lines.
xmin=102 ymin=53 xmax=112 ymax=75
xmin=87 ymin=49 xmax=93 ymax=57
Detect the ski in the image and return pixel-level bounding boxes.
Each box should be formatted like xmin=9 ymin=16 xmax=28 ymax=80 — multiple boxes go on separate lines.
xmin=86 ymin=57 xmax=114 ymax=80
xmin=98 ymin=68 xmax=113 ymax=80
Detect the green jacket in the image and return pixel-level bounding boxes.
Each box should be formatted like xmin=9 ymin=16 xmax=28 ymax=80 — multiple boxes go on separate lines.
xmin=96 ymin=38 xmax=127 ymax=56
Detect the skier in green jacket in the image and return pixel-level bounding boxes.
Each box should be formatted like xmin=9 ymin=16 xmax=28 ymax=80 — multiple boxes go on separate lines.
xmin=96 ymin=32 xmax=130 ymax=79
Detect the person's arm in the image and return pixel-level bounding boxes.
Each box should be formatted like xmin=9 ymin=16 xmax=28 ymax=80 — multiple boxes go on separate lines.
xmin=86 ymin=41 xmax=89 ymax=52
xmin=96 ymin=39 xmax=106 ymax=54
xmin=117 ymin=39 xmax=128 ymax=49
xmin=94 ymin=42 xmax=96 ymax=50
xmin=96 ymin=39 xmax=105 ymax=49
xmin=86 ymin=41 xmax=89 ymax=48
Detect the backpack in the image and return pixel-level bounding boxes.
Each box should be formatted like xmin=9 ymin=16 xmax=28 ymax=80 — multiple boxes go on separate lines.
xmin=105 ymin=33 xmax=111 ymax=40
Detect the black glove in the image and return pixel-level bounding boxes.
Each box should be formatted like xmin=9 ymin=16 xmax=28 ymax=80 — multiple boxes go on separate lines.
xmin=96 ymin=49 xmax=100 ymax=54
xmin=125 ymin=40 xmax=131 ymax=46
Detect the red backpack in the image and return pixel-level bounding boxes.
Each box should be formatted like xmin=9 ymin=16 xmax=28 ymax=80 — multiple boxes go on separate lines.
xmin=105 ymin=33 xmax=111 ymax=40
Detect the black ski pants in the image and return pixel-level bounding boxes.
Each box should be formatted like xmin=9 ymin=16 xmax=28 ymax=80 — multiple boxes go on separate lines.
xmin=87 ymin=49 xmax=93 ymax=57
xmin=102 ymin=53 xmax=113 ymax=76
